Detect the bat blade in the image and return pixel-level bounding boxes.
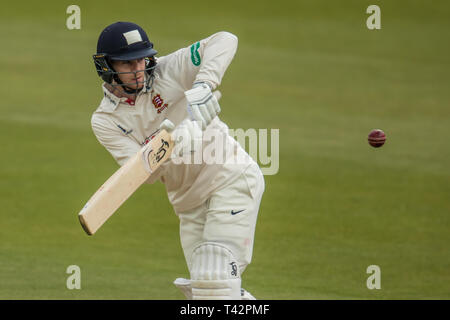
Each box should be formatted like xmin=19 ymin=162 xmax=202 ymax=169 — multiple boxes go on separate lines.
xmin=78 ymin=129 xmax=173 ymax=235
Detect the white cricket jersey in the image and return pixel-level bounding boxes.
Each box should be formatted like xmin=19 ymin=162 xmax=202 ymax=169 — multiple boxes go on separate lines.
xmin=91 ymin=32 xmax=256 ymax=212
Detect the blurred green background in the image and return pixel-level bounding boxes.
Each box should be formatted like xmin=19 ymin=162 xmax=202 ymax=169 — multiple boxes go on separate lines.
xmin=0 ymin=0 xmax=449 ymax=299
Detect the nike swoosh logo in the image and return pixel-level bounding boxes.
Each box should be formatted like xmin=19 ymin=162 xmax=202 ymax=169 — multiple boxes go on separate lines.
xmin=231 ymin=210 xmax=245 ymax=215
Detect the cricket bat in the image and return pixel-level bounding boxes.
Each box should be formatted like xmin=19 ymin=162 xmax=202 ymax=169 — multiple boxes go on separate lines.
xmin=78 ymin=129 xmax=174 ymax=235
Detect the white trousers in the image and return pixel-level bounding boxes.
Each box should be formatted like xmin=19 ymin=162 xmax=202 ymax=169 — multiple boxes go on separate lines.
xmin=176 ymin=163 xmax=265 ymax=275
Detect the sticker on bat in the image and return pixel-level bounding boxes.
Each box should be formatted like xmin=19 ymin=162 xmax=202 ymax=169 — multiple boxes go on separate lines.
xmin=149 ymin=138 xmax=171 ymax=167
xmin=155 ymin=138 xmax=170 ymax=162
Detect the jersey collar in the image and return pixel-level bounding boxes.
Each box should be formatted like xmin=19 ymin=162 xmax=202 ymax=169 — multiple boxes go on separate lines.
xmin=98 ymin=72 xmax=155 ymax=113
xmin=97 ymin=84 xmax=122 ymax=113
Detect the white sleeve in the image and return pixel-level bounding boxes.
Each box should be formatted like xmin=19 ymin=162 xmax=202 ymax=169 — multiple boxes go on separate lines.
xmin=158 ymin=31 xmax=238 ymax=91
xmin=91 ymin=114 xmax=140 ymax=167
xmin=91 ymin=114 xmax=164 ymax=184
xmin=193 ymin=31 xmax=238 ymax=89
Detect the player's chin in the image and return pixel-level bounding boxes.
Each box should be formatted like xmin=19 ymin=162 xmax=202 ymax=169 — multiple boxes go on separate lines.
xmin=125 ymin=81 xmax=144 ymax=90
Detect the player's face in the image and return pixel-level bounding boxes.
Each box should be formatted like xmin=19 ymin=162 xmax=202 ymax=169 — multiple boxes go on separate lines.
xmin=112 ymin=58 xmax=146 ymax=89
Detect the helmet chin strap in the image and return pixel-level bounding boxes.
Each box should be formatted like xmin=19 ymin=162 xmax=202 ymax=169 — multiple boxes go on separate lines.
xmin=123 ymin=85 xmax=143 ymax=95
xmin=108 ymin=73 xmax=154 ymax=100
xmin=113 ymin=74 xmax=142 ymax=96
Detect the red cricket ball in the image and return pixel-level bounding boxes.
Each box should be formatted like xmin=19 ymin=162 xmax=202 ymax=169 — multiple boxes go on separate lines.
xmin=368 ymin=129 xmax=386 ymax=148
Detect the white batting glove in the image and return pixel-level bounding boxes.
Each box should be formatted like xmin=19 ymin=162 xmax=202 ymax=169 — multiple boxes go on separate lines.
xmin=159 ymin=119 xmax=201 ymax=157
xmin=185 ymin=82 xmax=221 ymax=130
xmin=159 ymin=118 xmax=176 ymax=133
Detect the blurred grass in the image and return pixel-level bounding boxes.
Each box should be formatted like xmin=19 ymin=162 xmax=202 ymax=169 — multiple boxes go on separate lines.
xmin=0 ymin=0 xmax=449 ymax=299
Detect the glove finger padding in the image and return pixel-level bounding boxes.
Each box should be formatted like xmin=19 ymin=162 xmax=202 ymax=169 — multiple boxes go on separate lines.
xmin=211 ymin=93 xmax=221 ymax=114
xmin=192 ymin=94 xmax=220 ymax=130
xmin=189 ymin=105 xmax=206 ymax=130
xmin=205 ymin=97 xmax=219 ymax=120
xmin=185 ymin=84 xmax=222 ymax=131
xmin=159 ymin=118 xmax=176 ymax=133
xmin=199 ymin=103 xmax=213 ymax=128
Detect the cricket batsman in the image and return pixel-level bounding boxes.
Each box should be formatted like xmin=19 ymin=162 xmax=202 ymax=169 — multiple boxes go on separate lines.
xmin=91 ymin=22 xmax=264 ymax=300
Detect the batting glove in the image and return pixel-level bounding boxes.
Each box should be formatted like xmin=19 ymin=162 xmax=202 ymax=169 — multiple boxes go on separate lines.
xmin=159 ymin=119 xmax=201 ymax=157
xmin=185 ymin=82 xmax=221 ymax=130
xmin=159 ymin=118 xmax=176 ymax=133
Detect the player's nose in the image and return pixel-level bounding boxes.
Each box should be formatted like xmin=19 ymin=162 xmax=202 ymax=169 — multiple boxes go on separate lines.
xmin=131 ymin=61 xmax=145 ymax=76
xmin=130 ymin=61 xmax=139 ymax=71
